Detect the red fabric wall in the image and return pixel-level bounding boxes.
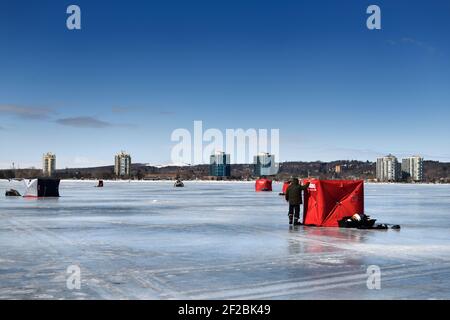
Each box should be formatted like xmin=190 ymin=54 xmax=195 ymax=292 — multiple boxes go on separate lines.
xmin=282 ymin=182 xmax=290 ymax=194
xmin=255 ymin=179 xmax=273 ymax=192
xmin=302 ymin=179 xmax=364 ymax=227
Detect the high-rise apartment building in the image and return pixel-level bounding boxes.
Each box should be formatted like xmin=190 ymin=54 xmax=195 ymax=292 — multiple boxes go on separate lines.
xmin=402 ymin=156 xmax=424 ymax=182
xmin=115 ymin=151 xmax=131 ymax=176
xmin=209 ymin=151 xmax=231 ymax=177
xmin=376 ymin=154 xmax=400 ymax=182
xmin=253 ymin=153 xmax=278 ymax=176
xmin=42 ymin=152 xmax=56 ymax=177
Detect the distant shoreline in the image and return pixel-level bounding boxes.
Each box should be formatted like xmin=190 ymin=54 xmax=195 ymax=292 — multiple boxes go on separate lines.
xmin=1 ymin=179 xmax=449 ymax=185
xmin=1 ymin=160 xmax=448 ymax=183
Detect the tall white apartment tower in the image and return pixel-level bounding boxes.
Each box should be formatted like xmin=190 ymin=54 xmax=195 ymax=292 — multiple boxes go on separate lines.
xmin=376 ymin=154 xmax=400 ymax=182
xmin=43 ymin=152 xmax=56 ymax=177
xmin=114 ymin=151 xmax=131 ymax=176
xmin=402 ymin=156 xmax=424 ymax=182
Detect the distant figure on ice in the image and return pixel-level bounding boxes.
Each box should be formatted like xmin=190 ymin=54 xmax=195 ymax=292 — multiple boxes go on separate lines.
xmin=285 ymin=178 xmax=310 ymax=226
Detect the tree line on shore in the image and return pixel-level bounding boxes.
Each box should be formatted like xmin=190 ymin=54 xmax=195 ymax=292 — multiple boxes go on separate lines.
xmin=0 ymin=160 xmax=449 ymax=183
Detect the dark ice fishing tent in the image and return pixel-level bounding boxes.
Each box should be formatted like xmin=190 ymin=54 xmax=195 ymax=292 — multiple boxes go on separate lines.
xmin=255 ymin=178 xmax=272 ymax=192
xmin=302 ymin=179 xmax=364 ymax=227
xmin=23 ymin=179 xmax=60 ymax=197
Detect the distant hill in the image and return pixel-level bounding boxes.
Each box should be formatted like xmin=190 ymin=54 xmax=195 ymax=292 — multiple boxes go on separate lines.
xmin=1 ymin=160 xmax=448 ymax=182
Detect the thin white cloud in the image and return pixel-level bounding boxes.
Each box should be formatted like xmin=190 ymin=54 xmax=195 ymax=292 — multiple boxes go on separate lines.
xmin=159 ymin=111 xmax=176 ymax=115
xmin=111 ymin=106 xmax=133 ymax=114
xmin=71 ymin=156 xmax=109 ymax=167
xmin=0 ymin=104 xmax=54 ymax=119
xmin=401 ymin=37 xmax=436 ymax=53
xmin=387 ymin=37 xmax=437 ymax=54
xmin=386 ymin=39 xmax=396 ymax=46
xmin=55 ymin=116 xmax=113 ymax=128
xmin=111 ymin=106 xmax=176 ymax=116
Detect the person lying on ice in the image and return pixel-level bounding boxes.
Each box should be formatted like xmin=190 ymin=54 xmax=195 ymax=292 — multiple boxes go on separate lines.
xmin=285 ymin=178 xmax=310 ymax=226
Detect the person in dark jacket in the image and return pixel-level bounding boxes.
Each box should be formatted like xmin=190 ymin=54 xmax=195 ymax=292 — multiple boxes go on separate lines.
xmin=285 ymin=178 xmax=310 ymax=225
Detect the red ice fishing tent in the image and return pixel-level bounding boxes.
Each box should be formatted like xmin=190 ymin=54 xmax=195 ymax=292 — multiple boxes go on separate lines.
xmin=23 ymin=178 xmax=60 ymax=198
xmin=302 ymin=179 xmax=364 ymax=227
xmin=255 ymin=178 xmax=272 ymax=192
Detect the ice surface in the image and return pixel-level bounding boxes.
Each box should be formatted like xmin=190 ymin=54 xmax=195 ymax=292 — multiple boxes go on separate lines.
xmin=0 ymin=180 xmax=449 ymax=299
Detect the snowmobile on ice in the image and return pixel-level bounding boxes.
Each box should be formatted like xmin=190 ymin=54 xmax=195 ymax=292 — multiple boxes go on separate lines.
xmin=5 ymin=189 xmax=21 ymax=197
xmin=174 ymin=179 xmax=184 ymax=187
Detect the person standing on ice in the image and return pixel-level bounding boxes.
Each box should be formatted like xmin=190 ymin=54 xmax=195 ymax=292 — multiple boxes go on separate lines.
xmin=285 ymin=178 xmax=310 ymax=226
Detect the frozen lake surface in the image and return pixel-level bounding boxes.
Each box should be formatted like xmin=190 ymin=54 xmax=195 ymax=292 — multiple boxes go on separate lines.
xmin=1 ymin=180 xmax=450 ymax=299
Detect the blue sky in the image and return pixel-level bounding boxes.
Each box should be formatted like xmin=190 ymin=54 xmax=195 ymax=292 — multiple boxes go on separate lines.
xmin=1 ymin=0 xmax=449 ymax=168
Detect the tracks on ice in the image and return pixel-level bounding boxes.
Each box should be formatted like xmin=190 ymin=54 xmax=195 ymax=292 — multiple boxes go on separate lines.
xmin=1 ymin=212 xmax=450 ymax=299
